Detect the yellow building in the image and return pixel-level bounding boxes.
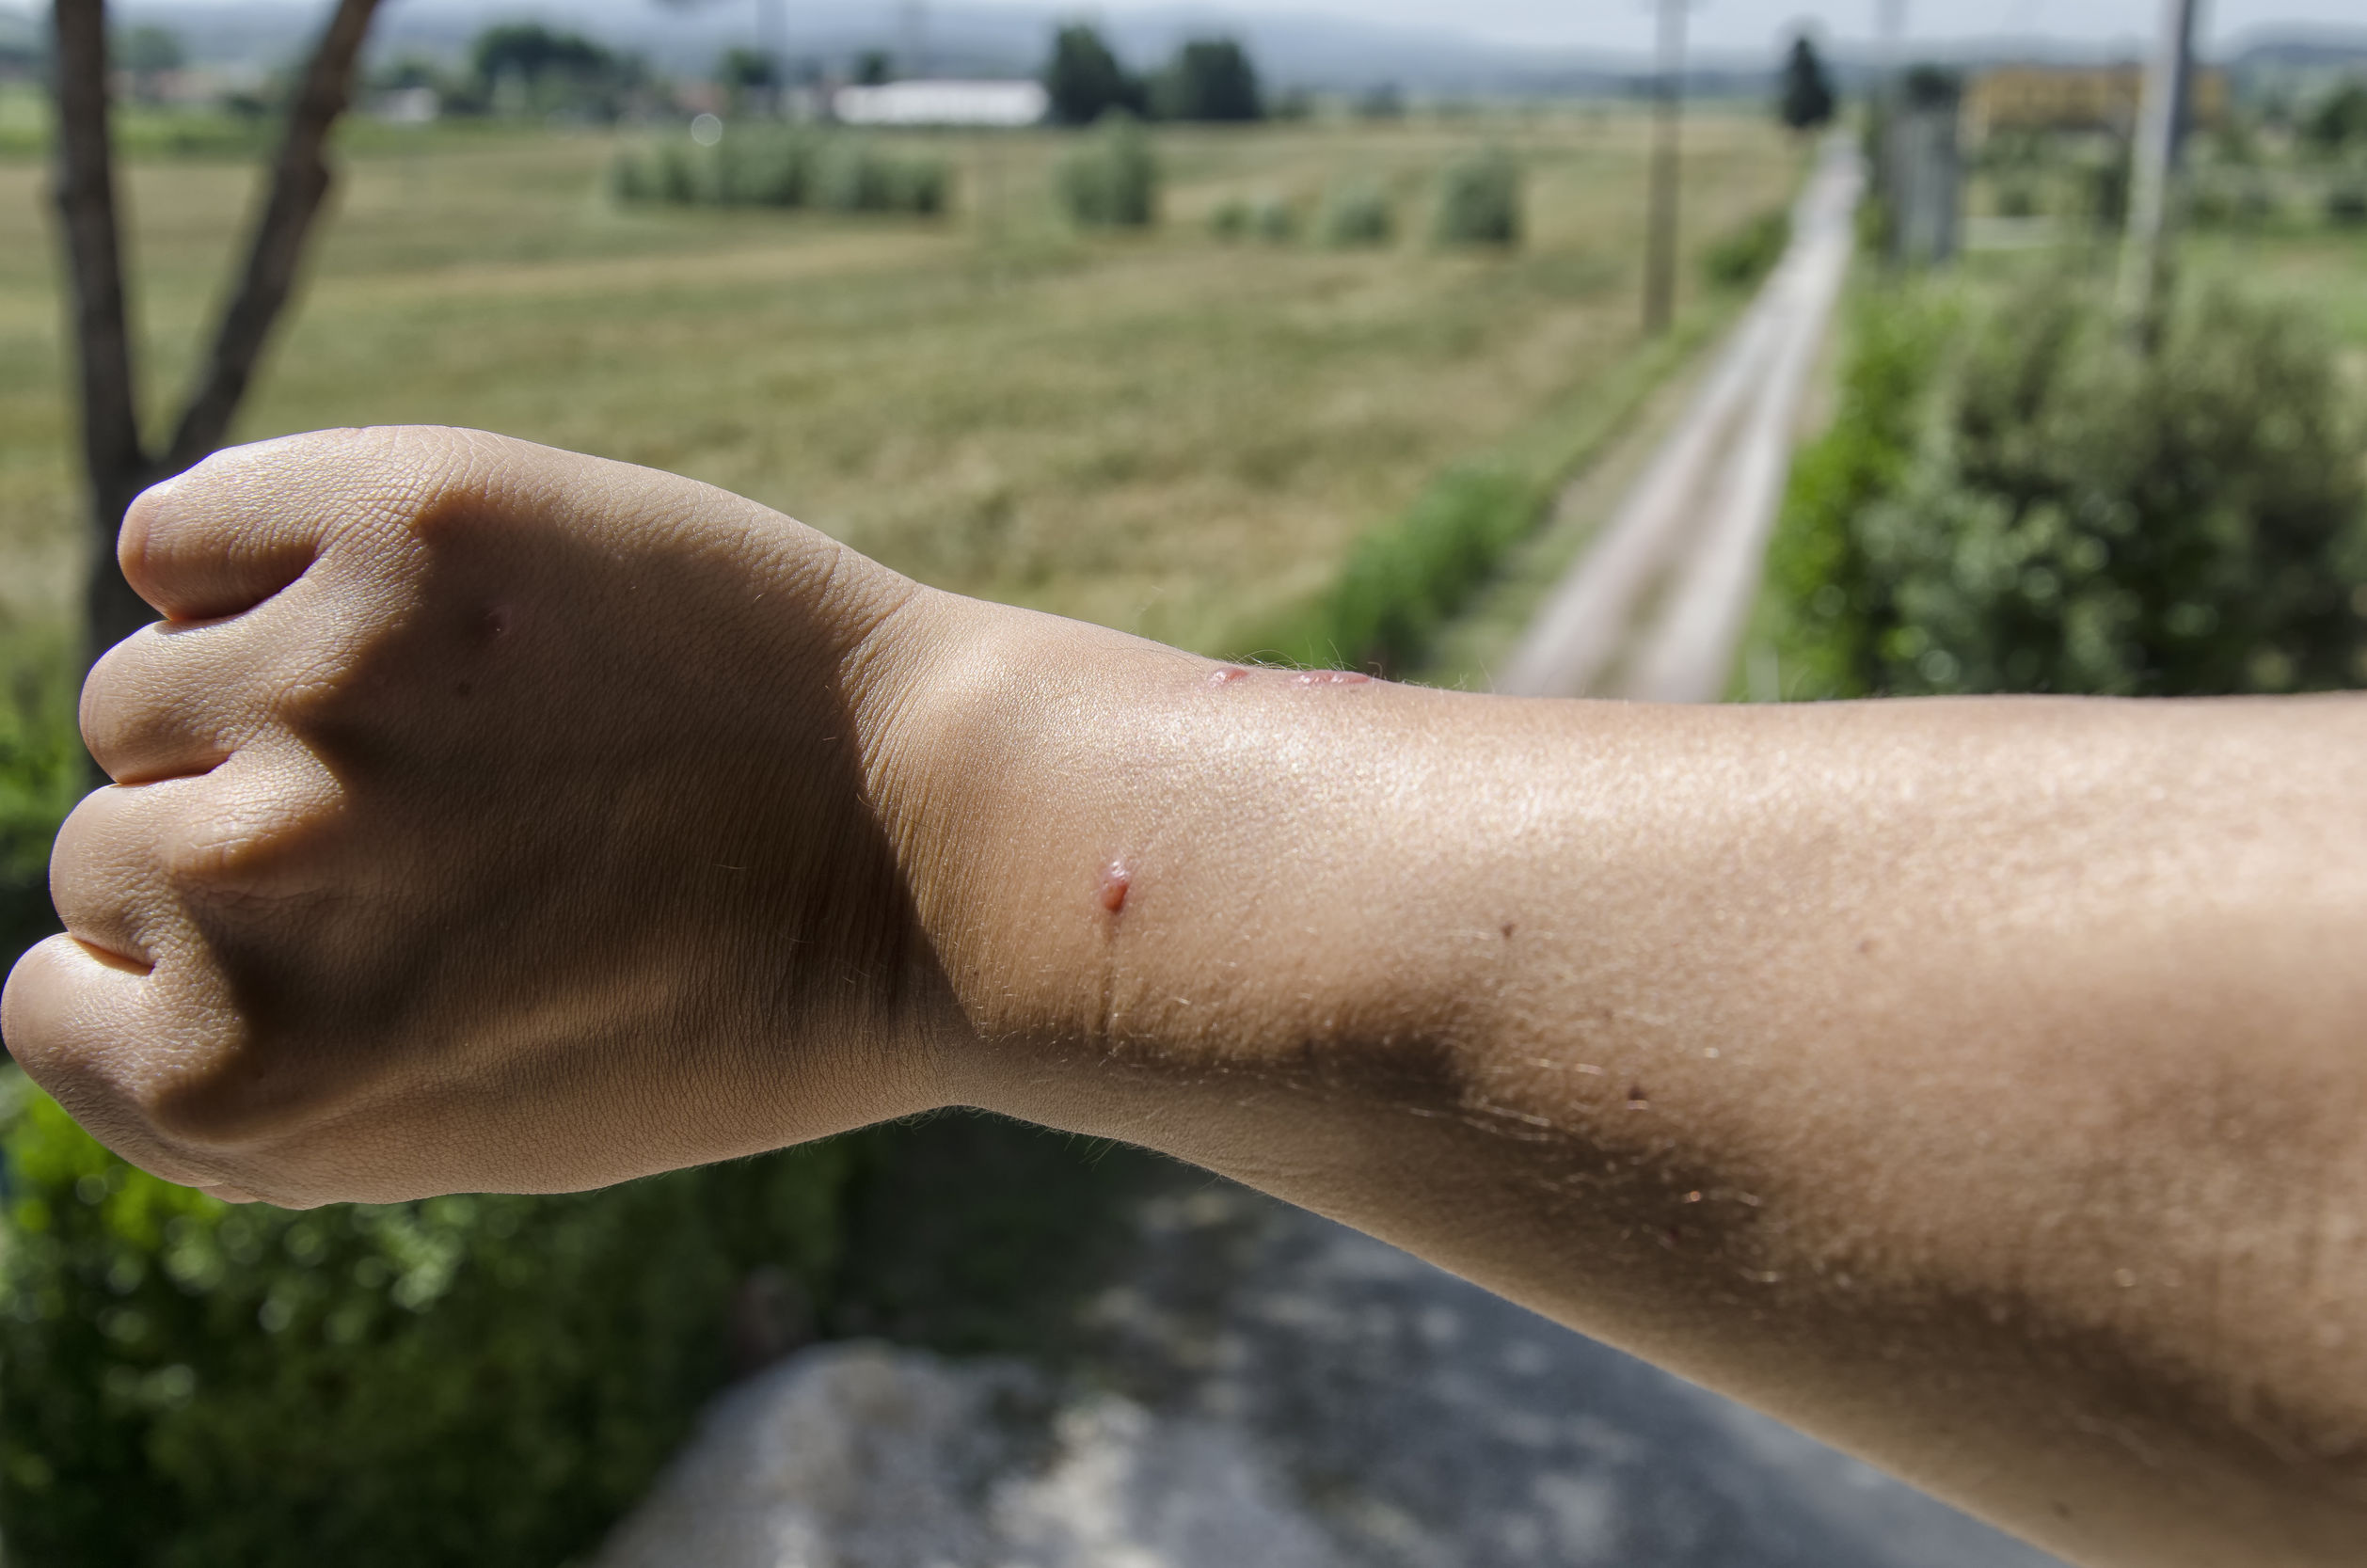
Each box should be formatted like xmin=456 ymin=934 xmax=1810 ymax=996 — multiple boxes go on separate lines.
xmin=1964 ymin=64 xmax=2228 ymax=141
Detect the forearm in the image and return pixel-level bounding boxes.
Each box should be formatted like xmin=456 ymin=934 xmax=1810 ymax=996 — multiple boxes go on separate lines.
xmin=863 ymin=587 xmax=2367 ymax=1568
xmin=28 ymin=430 xmax=2358 ymax=1568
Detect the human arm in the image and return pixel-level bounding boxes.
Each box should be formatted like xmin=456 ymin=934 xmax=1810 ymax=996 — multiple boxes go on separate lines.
xmin=7 ymin=428 xmax=2363 ymax=1567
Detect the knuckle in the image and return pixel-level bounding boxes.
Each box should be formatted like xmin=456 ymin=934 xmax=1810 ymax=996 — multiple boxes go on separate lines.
xmin=78 ymin=633 xmax=161 ymax=768
xmin=0 ymin=941 xmax=262 ymax=1189
xmin=159 ymin=805 xmax=261 ymax=892
xmin=51 ymin=786 xmax=127 ymax=879
xmin=0 ymin=936 xmax=72 ymax=1064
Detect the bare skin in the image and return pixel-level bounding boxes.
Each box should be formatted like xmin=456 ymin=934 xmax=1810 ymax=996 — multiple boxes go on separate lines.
xmin=5 ymin=427 xmax=2363 ymax=1567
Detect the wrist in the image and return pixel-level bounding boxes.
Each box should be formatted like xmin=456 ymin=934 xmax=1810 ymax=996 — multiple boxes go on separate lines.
xmin=843 ymin=588 xmax=1499 ymax=1163
xmin=847 ymin=589 xmax=1161 ymax=1087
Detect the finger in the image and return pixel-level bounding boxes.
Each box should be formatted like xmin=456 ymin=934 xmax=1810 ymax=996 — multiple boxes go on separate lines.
xmin=46 ymin=780 xmax=208 ymax=972
xmin=1 ymin=934 xmax=229 ymax=1194
xmin=119 ymin=432 xmax=369 ymax=622
xmin=81 ymin=616 xmax=275 ymax=785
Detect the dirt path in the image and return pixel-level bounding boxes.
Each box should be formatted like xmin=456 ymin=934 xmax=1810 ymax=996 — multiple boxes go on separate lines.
xmin=1495 ymin=142 xmax=1863 ymax=702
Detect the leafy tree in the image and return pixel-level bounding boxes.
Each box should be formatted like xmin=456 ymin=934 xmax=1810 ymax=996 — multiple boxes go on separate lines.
xmin=1778 ymin=35 xmax=1835 ymax=132
xmin=470 ymin=23 xmax=612 ymax=87
xmin=2306 ymin=81 xmax=2367 ymax=152
xmin=115 ymin=23 xmax=183 ymax=77
xmin=853 ymin=47 xmax=893 ymax=86
xmin=718 ymin=45 xmax=778 ymax=90
xmin=1152 ymin=38 xmax=1262 ymax=122
xmin=1043 ymin=24 xmax=1138 ymax=126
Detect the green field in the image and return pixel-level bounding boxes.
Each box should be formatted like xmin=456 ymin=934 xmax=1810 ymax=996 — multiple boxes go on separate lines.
xmin=0 ymin=110 xmax=1805 ymax=656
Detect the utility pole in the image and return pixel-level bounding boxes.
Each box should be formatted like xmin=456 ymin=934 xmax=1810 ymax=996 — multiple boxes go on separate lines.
xmin=756 ymin=0 xmax=786 ymax=115
xmin=1642 ymin=0 xmax=1689 ymax=336
xmin=1875 ymin=0 xmax=1905 ymax=93
xmin=2120 ymin=0 xmax=2203 ymax=335
xmin=900 ymin=0 xmax=929 ymax=80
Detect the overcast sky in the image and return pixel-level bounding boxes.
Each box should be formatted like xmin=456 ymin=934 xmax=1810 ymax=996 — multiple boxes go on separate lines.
xmin=1073 ymin=1 xmax=2364 ymax=55
xmin=119 ymin=0 xmax=2367 ymax=60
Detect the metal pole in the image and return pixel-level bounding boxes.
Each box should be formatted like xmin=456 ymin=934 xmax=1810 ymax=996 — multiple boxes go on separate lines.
xmin=1643 ymin=0 xmax=1687 ymax=336
xmin=2120 ymin=0 xmax=2203 ymax=333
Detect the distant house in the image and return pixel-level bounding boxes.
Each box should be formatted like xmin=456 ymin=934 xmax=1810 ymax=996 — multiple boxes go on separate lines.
xmin=1964 ymin=63 xmax=2229 ymax=141
xmin=832 ymin=80 xmax=1047 ymax=127
xmin=373 ymin=87 xmax=441 ymax=124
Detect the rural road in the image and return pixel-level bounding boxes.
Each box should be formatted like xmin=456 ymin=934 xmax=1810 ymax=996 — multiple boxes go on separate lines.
xmin=1496 ymin=140 xmax=1864 ymax=702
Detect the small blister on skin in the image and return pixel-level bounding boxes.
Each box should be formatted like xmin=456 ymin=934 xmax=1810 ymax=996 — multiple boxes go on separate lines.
xmin=1099 ymin=860 xmax=1131 ymax=913
xmin=1207 ymin=666 xmax=1249 ymax=686
xmin=1291 ymin=669 xmax=1370 ymax=687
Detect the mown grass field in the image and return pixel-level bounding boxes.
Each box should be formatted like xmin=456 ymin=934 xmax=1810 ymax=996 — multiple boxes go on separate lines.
xmin=0 ymin=108 xmax=1806 ymax=657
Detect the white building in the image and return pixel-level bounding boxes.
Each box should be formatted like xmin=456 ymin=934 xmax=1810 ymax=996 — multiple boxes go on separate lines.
xmin=832 ymin=80 xmax=1047 ymax=127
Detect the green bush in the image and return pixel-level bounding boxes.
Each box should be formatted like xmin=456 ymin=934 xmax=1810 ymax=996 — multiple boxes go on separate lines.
xmin=0 ymin=1079 xmax=855 ymax=1568
xmin=1758 ymin=281 xmax=2367 ymax=700
xmin=0 ymin=624 xmax=76 ymax=974
xmin=1058 ymin=112 xmax=1159 ymax=229
xmin=1433 ymin=148 xmax=1521 ymax=247
xmin=1702 ymin=208 xmax=1790 ymax=290
xmin=611 ymin=132 xmax=948 ymax=216
xmin=1285 ymin=463 xmax=1538 ymax=674
xmin=1753 ymin=291 xmax=1959 ymax=699
xmin=1320 ymin=178 xmax=1394 ymax=247
xmin=1207 ymin=193 xmax=1295 ymax=242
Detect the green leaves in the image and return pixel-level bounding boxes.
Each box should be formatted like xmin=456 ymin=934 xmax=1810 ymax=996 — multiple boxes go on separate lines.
xmin=0 ymin=1076 xmax=854 ymax=1568
xmin=1759 ymin=280 xmax=2367 ymax=700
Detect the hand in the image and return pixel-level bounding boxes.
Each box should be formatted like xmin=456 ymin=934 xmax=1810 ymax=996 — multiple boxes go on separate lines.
xmin=3 ymin=427 xmax=967 ymax=1205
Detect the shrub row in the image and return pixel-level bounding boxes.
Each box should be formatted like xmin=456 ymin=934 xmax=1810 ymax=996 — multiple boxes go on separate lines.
xmin=1061 ymin=115 xmax=1520 ymax=248
xmin=612 ymin=133 xmax=952 ymax=215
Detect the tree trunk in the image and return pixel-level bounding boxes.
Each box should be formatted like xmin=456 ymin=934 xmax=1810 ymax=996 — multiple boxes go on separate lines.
xmin=50 ymin=0 xmax=152 ymax=673
xmin=49 ymin=0 xmax=384 ymax=684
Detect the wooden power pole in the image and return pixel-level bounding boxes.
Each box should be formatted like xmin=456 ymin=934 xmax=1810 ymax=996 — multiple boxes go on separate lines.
xmin=1642 ymin=0 xmax=1688 ymax=336
xmin=2120 ymin=0 xmax=2204 ymax=334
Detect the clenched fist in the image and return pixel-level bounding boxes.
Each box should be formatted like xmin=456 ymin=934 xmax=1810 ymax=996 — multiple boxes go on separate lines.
xmin=3 ymin=428 xmax=977 ymax=1205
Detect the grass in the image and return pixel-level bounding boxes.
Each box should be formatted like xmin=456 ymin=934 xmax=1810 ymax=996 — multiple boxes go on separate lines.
xmin=1 ymin=110 xmax=1805 ymax=659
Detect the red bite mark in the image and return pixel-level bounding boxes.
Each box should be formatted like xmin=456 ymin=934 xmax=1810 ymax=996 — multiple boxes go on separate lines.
xmin=1207 ymin=666 xmax=1249 ymax=686
xmin=1291 ymin=669 xmax=1371 ymax=687
xmin=1098 ymin=861 xmax=1131 ymax=913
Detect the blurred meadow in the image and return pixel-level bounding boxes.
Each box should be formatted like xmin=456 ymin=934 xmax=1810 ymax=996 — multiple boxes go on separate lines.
xmin=0 ymin=103 xmax=1803 ymax=657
